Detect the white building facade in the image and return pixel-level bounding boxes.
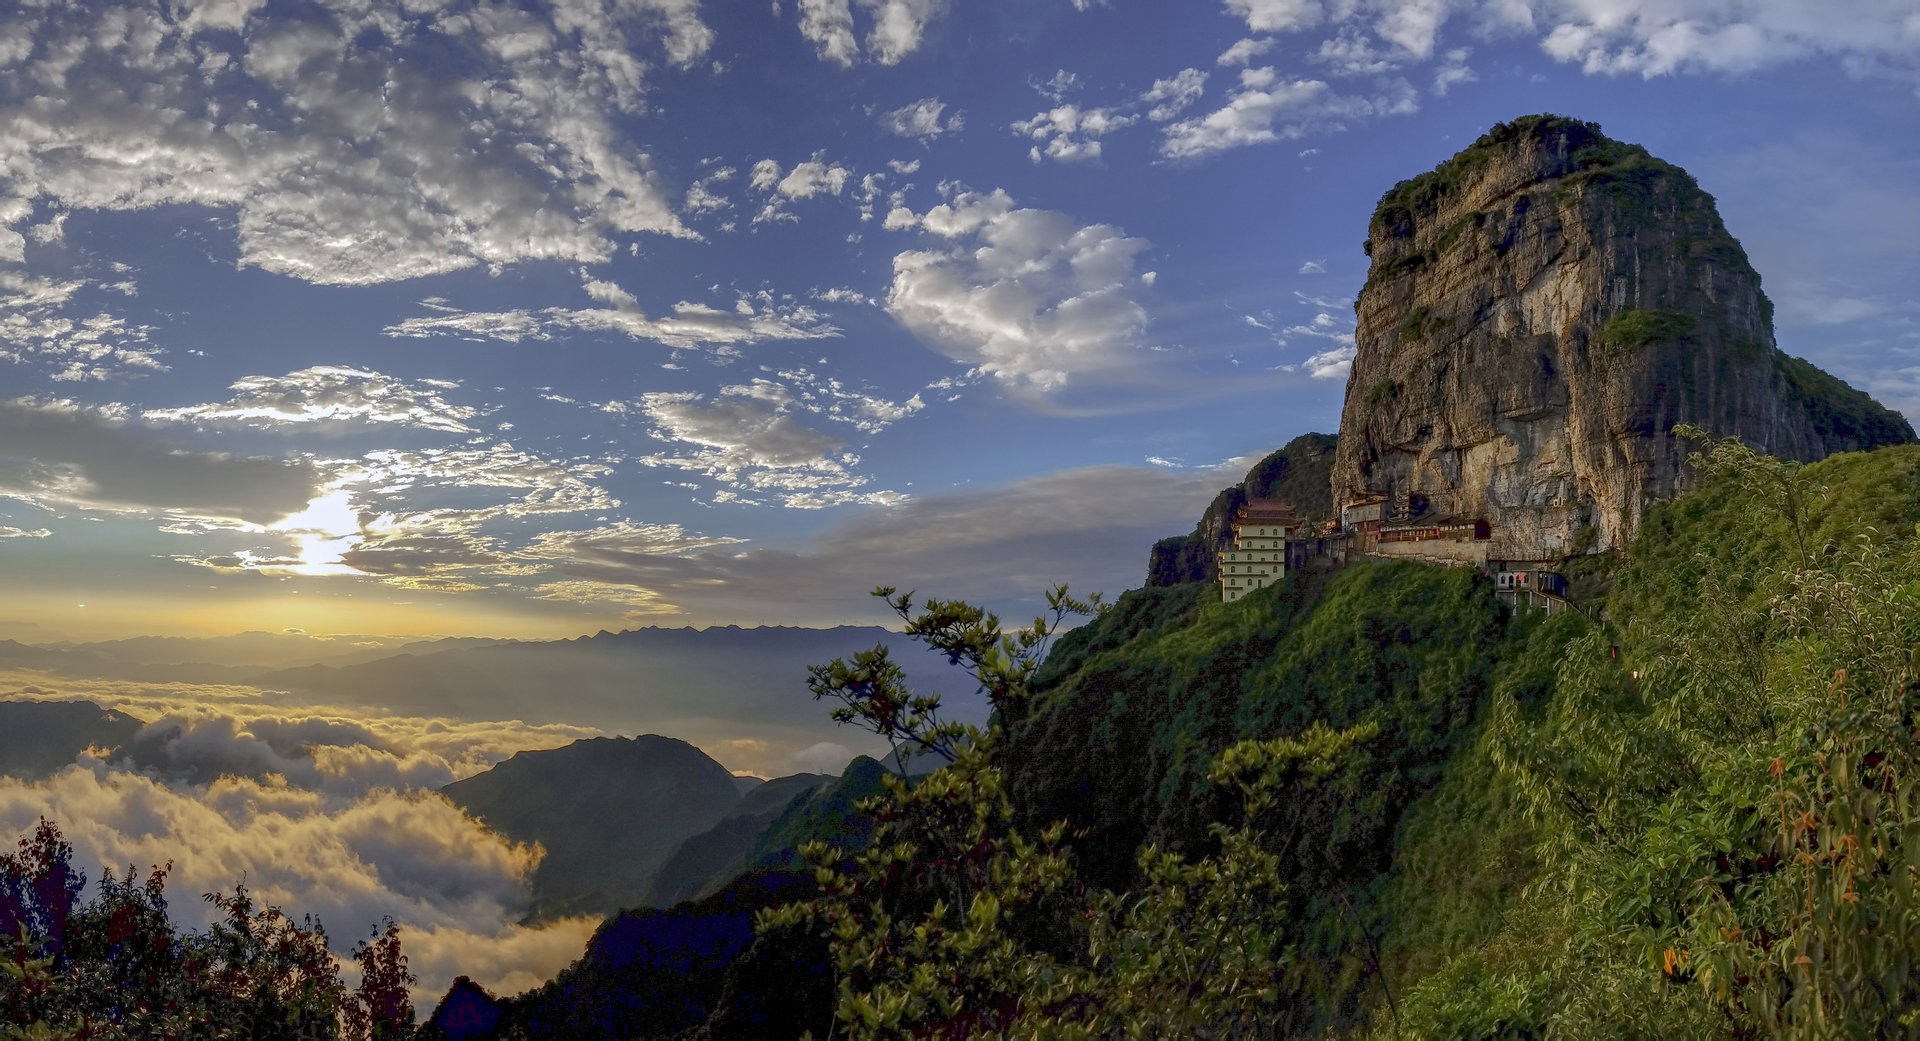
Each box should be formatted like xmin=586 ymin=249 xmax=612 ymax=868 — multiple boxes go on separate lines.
xmin=1219 ymin=501 xmax=1298 ymax=603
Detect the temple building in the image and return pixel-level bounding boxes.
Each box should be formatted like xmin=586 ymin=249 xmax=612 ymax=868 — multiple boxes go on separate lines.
xmin=1219 ymin=499 xmax=1300 ymax=603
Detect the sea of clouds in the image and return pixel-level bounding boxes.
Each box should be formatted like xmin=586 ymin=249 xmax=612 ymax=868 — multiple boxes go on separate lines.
xmin=0 ymin=671 xmax=609 ymax=1007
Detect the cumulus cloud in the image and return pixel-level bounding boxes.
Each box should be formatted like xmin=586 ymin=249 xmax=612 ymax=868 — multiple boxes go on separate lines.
xmin=883 ymin=190 xmax=1153 ymax=394
xmin=1160 ymin=68 xmax=1418 ymax=159
xmin=744 ymin=153 xmax=862 ymax=224
xmin=1009 ymin=104 xmax=1138 ymax=163
xmin=795 ymin=0 xmax=946 ymax=66
xmin=878 ymin=97 xmax=964 ymax=140
xmin=0 ymin=398 xmax=318 ymax=525
xmin=0 ymin=1 xmax=710 ymax=288
xmin=144 ymin=367 xmax=481 ymax=434
xmin=1010 ymin=70 xmax=1205 ymax=163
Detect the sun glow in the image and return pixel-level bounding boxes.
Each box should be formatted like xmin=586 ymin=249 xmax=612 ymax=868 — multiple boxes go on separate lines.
xmin=270 ymin=489 xmax=367 ymax=576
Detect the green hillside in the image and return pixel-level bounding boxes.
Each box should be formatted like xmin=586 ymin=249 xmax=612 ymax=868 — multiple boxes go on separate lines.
xmin=995 ymin=439 xmax=1920 ymax=1037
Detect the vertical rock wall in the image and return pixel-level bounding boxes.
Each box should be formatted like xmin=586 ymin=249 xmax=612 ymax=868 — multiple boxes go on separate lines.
xmin=1331 ymin=115 xmax=1913 ymax=557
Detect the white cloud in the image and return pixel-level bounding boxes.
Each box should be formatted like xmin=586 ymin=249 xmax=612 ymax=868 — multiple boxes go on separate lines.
xmin=1010 ymin=104 xmax=1138 ymax=163
xmin=884 ymin=189 xmax=1153 ymax=394
xmin=1034 ymin=68 xmax=1081 ymax=102
xmin=1141 ymin=68 xmax=1208 ymax=122
xmin=1298 ymin=259 xmax=1327 ymax=274
xmin=794 ymin=0 xmax=945 ymax=66
xmin=144 ymin=367 xmax=481 ymax=434
xmin=1313 ymin=31 xmax=1402 ymax=75
xmin=384 ymin=293 xmax=840 ymax=351
xmin=684 ymin=166 xmax=737 ymax=215
xmin=1011 ymin=69 xmax=1208 ymax=162
xmin=1218 ymin=37 xmax=1277 ymax=66
xmin=0 ymin=272 xmax=166 ymax=383
xmin=1433 ymin=46 xmax=1477 ymax=93
xmin=1213 ymin=0 xmax=1920 ymax=87
xmin=1160 ymin=69 xmax=1418 ymax=160
xmin=1224 ymin=0 xmax=1322 ymax=33
xmin=1300 ymin=344 xmax=1357 ymax=379
xmin=775 ymin=158 xmax=855 ymax=199
xmin=0 ymin=526 xmax=51 ymax=538
xmin=879 ymin=97 xmax=963 ymax=140
xmin=0 ymin=1 xmax=709 ymax=289
xmin=1535 ymin=0 xmax=1920 ymax=80
xmin=747 ymin=153 xmax=858 ymax=223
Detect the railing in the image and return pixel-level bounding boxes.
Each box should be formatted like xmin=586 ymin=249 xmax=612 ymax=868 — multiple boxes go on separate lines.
xmin=1495 ymin=588 xmax=1573 ymax=614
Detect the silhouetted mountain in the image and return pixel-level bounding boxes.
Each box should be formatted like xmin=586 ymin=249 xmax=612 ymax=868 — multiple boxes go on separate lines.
xmin=644 ymin=772 xmax=832 ymax=907
xmin=416 ymin=870 xmax=831 ymax=1041
xmin=0 ymin=699 xmax=145 ymax=779
xmin=0 ymin=641 xmax=261 ymax=686
xmin=440 ymin=736 xmax=744 ymax=919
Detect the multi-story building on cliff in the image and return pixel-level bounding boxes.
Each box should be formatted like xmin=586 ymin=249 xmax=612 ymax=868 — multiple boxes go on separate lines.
xmin=1219 ymin=500 xmax=1299 ymax=603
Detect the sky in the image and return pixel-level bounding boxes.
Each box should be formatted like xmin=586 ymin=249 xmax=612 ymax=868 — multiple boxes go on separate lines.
xmin=3 ymin=0 xmax=1919 ymax=1006
xmin=2 ymin=0 xmax=1919 ymax=643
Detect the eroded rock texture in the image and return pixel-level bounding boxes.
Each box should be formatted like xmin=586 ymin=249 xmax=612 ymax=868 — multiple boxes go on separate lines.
xmin=1331 ymin=115 xmax=1913 ymax=557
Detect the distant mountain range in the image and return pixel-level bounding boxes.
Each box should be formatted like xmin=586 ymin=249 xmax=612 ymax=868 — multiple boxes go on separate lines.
xmin=0 ymin=625 xmax=961 ymax=743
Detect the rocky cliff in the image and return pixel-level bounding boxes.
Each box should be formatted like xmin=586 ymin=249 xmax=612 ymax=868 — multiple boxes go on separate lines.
xmin=1332 ymin=114 xmax=1914 ymax=557
xmin=1147 ymin=432 xmax=1336 ymax=586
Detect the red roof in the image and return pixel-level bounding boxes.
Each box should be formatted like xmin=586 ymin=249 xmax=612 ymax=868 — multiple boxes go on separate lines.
xmin=1236 ymin=499 xmax=1299 ymax=524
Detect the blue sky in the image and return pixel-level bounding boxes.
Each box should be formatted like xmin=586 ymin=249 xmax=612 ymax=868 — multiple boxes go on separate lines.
xmin=2 ymin=0 xmax=1917 ymax=641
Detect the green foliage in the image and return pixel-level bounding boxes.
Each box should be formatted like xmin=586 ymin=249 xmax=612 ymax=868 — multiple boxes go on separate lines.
xmin=0 ymin=820 xmax=415 ymax=1040
xmin=774 ymin=586 xmax=1414 ymax=1037
xmin=1371 ymin=115 xmax=1612 ymax=231
xmin=1451 ymin=435 xmax=1920 ymax=1039
xmin=1373 ymin=249 xmax=1429 ymax=279
xmin=807 ymin=584 xmax=1103 ymax=769
xmin=1773 ymin=352 xmax=1919 ymax=448
xmin=1594 ymin=309 xmax=1699 ymax=353
xmin=1396 ymin=305 xmax=1448 ymax=345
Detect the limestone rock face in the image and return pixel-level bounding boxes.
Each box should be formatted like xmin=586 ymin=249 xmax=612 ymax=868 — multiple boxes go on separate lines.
xmin=1331 ymin=115 xmax=1914 ymax=557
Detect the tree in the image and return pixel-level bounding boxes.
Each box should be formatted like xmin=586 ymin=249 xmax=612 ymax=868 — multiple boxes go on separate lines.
xmin=770 ymin=586 xmax=1379 ymax=1038
xmin=1 ymin=819 xmax=418 ymax=1039
xmin=345 ymin=918 xmax=415 ymax=1041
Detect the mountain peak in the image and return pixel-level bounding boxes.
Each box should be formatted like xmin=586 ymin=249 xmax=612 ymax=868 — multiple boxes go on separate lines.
xmin=1333 ymin=113 xmax=1913 ymax=558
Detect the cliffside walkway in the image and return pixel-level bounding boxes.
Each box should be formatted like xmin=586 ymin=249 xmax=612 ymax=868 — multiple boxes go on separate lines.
xmin=1496 ymin=588 xmax=1578 ymax=616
